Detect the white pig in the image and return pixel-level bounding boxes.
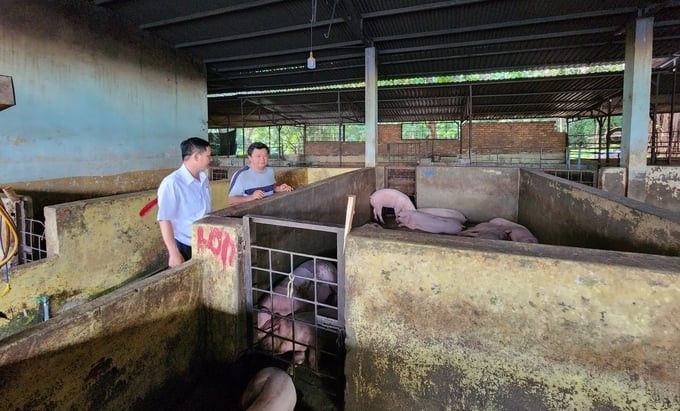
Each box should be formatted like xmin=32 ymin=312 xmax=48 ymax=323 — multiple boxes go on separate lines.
xmin=488 ymin=217 xmax=539 ymax=243
xmin=256 ymin=259 xmax=336 ymax=340
xmin=417 ymin=207 xmax=467 ymax=223
xmin=259 ymin=311 xmax=317 ymax=366
xmin=458 ymin=222 xmax=510 ymax=240
xmin=396 ymin=209 xmax=464 ymax=234
xmin=240 ymin=367 xmax=296 ymax=411
xmin=370 ymin=188 xmax=416 ymax=224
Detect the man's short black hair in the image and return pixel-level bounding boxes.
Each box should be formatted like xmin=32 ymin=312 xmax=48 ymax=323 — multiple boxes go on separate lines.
xmin=181 ymin=137 xmax=211 ymax=160
xmin=247 ymin=142 xmax=270 ymax=156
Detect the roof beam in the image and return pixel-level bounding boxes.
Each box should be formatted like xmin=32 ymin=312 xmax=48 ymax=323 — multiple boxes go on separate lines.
xmin=139 ymin=0 xmax=286 ymax=30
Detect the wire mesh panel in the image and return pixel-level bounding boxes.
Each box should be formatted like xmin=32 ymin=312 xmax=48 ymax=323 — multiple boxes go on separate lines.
xmin=19 ymin=217 xmax=47 ymax=263
xmin=243 ymin=215 xmax=345 ymax=409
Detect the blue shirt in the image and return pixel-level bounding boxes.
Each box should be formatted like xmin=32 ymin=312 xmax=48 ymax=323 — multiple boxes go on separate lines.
xmin=228 ymin=166 xmax=276 ymax=197
xmin=157 ymin=164 xmax=211 ymax=245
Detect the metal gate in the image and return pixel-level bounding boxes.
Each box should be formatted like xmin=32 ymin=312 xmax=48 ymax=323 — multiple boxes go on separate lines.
xmin=243 ymin=215 xmax=345 ymax=407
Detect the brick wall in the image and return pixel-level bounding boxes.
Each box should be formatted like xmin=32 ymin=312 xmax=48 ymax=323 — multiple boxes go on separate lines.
xmin=304 ymin=121 xmax=566 ymax=157
xmin=460 ymin=121 xmax=567 ymax=153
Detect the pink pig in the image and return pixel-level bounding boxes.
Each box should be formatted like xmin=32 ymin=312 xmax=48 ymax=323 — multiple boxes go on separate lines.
xmin=396 ymin=209 xmax=464 ymax=234
xmin=458 ymin=222 xmax=510 ymax=240
xmin=488 ymin=217 xmax=539 ymax=243
xmin=259 ymin=311 xmax=317 ymax=366
xmin=370 ymin=188 xmax=416 ymax=224
xmin=417 ymin=207 xmax=467 ymax=223
xmin=240 ymin=367 xmax=296 ymax=411
xmin=256 ymin=259 xmax=336 ymax=340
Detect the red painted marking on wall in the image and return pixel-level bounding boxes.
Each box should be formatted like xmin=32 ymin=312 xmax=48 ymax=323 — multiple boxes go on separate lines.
xmin=139 ymin=197 xmax=158 ymax=217
xmin=197 ymin=226 xmax=236 ymax=267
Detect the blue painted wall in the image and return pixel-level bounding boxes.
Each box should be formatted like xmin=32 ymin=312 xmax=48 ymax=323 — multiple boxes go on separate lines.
xmin=0 ymin=2 xmax=207 ymax=184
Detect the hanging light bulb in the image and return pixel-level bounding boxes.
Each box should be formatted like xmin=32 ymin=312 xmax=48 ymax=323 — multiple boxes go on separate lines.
xmin=307 ymin=51 xmax=316 ymax=69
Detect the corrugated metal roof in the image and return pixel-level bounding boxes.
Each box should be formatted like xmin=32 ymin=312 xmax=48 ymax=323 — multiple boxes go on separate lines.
xmin=90 ymin=0 xmax=680 ymax=126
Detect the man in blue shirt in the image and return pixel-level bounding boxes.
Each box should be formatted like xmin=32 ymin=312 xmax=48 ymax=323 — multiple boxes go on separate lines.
xmin=228 ymin=142 xmax=293 ymax=204
xmin=157 ymin=137 xmax=212 ymax=267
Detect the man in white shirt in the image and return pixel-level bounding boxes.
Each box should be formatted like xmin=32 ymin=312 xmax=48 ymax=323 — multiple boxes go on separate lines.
xmin=228 ymin=142 xmax=293 ymax=204
xmin=157 ymin=137 xmax=212 ymax=267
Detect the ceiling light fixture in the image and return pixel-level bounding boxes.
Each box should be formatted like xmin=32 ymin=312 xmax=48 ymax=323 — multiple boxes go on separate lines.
xmin=307 ymin=0 xmax=317 ymax=69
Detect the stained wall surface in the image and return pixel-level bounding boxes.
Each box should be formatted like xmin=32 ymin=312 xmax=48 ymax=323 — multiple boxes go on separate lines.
xmin=0 ymin=262 xmax=205 ymax=410
xmin=415 ymin=166 xmax=519 ymax=222
xmin=520 ymin=169 xmax=680 ymax=256
xmin=344 ymin=227 xmax=679 ymax=410
xmin=0 ymin=2 xmax=206 ymax=184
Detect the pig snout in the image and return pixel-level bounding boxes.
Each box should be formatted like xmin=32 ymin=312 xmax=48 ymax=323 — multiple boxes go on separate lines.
xmin=259 ymin=313 xmax=316 ymax=366
xmin=370 ymin=188 xmax=415 ymax=224
xmin=396 ymin=210 xmax=464 ymax=234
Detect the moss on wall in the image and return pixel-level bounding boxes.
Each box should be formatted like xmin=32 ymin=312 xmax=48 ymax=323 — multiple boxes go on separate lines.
xmin=344 ymin=227 xmax=679 ymax=410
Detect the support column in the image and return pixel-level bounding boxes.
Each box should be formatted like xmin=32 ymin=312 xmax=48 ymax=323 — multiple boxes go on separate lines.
xmin=365 ymin=47 xmax=377 ymax=167
xmin=621 ymin=16 xmax=653 ymax=201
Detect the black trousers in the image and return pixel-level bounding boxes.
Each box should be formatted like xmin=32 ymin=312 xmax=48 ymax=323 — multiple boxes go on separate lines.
xmin=176 ymin=240 xmax=192 ymax=261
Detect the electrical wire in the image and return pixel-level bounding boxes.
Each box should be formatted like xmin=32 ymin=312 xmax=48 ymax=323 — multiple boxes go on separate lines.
xmin=0 ymin=200 xmax=19 ymax=296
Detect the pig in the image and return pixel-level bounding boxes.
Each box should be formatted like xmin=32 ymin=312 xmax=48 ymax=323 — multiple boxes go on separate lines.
xmin=370 ymin=188 xmax=416 ymax=224
xmin=488 ymin=217 xmax=539 ymax=243
xmin=417 ymin=207 xmax=467 ymax=223
xmin=256 ymin=259 xmax=336 ymax=340
xmin=457 ymin=222 xmax=510 ymax=240
xmin=396 ymin=209 xmax=464 ymax=234
xmin=240 ymin=367 xmax=296 ymax=411
xmin=259 ymin=311 xmax=317 ymax=366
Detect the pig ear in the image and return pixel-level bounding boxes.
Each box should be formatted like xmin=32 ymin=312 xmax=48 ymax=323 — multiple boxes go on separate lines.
xmin=262 ymin=318 xmax=272 ymax=332
xmin=271 ymin=318 xmax=280 ymax=332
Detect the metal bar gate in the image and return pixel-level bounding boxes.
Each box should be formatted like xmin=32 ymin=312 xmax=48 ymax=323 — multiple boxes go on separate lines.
xmin=243 ymin=215 xmax=346 ymax=408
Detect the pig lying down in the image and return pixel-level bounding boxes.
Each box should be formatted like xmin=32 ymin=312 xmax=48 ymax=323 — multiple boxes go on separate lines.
xmin=458 ymin=222 xmax=510 ymax=240
xmin=487 ymin=217 xmax=538 ymax=243
xmin=396 ymin=209 xmax=464 ymax=234
xmin=240 ymin=367 xmax=296 ymax=411
xmin=370 ymin=188 xmax=416 ymax=224
xmin=457 ymin=218 xmax=538 ymax=243
xmin=255 ymin=259 xmax=337 ymax=341
xmin=417 ymin=207 xmax=467 ymax=223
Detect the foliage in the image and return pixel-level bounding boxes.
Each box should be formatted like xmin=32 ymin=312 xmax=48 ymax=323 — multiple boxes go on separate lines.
xmin=402 ymin=121 xmax=459 ymax=140
xmin=568 ymin=116 xmax=622 ymax=145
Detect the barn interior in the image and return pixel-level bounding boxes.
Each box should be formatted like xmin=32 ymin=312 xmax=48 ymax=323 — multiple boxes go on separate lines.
xmin=1 ymin=1 xmax=679 ymax=410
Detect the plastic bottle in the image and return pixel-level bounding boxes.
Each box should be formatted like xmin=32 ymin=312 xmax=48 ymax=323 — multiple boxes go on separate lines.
xmin=39 ymin=295 xmax=50 ymax=321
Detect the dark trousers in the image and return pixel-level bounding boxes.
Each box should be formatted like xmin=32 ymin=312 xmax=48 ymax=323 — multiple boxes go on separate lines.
xmin=176 ymin=240 xmax=192 ymax=261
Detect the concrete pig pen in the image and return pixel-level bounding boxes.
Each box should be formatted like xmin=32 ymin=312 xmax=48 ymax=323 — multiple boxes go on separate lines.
xmin=0 ymin=166 xmax=677 ymax=410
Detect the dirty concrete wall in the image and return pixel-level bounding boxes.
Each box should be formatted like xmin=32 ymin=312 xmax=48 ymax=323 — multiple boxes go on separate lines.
xmin=0 ymin=262 xmax=205 ymax=410
xmin=0 ymin=1 xmax=206 ymax=185
xmin=415 ymin=166 xmax=519 ymax=222
xmin=597 ymin=166 xmax=680 ymax=213
xmin=193 ymin=217 xmax=247 ymax=365
xmin=598 ymin=166 xmax=680 ymax=213
xmin=645 ymin=166 xmax=680 ymax=212
xmin=216 ymin=168 xmax=375 ymax=227
xmin=1 ymin=180 xmax=231 ymax=340
xmin=4 ymin=169 xmax=173 ymax=219
xmin=344 ymin=227 xmax=679 ymax=410
xmin=519 ymin=169 xmax=680 ymax=256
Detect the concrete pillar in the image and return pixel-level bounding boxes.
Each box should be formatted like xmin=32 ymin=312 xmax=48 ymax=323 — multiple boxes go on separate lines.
xmin=365 ymin=47 xmax=377 ymax=167
xmin=621 ymin=16 xmax=653 ymax=201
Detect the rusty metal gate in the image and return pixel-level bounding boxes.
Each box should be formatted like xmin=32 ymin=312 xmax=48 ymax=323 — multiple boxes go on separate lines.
xmin=243 ymin=215 xmax=346 ymax=408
